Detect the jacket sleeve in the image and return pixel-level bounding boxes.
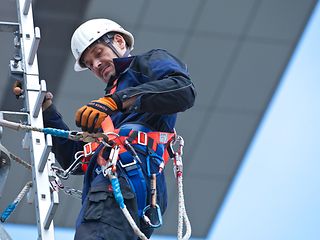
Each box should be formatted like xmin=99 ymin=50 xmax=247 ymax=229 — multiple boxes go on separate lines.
xmin=43 ymin=104 xmax=84 ymax=171
xmin=113 ymin=49 xmax=196 ymax=114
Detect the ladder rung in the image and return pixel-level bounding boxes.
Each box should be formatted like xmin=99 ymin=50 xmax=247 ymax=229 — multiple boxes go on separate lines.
xmin=0 ymin=21 xmax=19 ymax=33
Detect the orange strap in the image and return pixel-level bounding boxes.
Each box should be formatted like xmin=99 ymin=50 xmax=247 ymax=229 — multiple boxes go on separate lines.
xmin=80 ymin=117 xmax=175 ymax=172
xmin=111 ymin=130 xmax=175 ymax=164
xmin=109 ymin=79 xmax=118 ymax=94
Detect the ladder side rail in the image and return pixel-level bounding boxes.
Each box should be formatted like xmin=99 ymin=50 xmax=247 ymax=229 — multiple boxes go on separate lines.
xmin=16 ymin=0 xmax=56 ymax=239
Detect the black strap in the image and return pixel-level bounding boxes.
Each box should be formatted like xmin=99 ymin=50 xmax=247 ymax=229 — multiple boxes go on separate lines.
xmin=127 ymin=130 xmax=138 ymax=143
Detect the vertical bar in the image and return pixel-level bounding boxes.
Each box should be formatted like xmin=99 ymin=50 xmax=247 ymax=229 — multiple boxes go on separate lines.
xmin=38 ymin=134 xmax=52 ymax=172
xmin=33 ymin=80 xmax=46 ymax=118
xmin=44 ymin=191 xmax=59 ymax=230
xmin=28 ymin=27 xmax=40 ymax=65
xmin=23 ymin=0 xmax=32 ymax=15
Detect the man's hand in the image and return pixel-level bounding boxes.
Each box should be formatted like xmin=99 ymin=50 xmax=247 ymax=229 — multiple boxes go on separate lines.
xmin=75 ymin=96 xmax=119 ymax=133
xmin=12 ymin=80 xmax=23 ymax=98
xmin=12 ymin=80 xmax=53 ymax=111
xmin=42 ymin=92 xmax=53 ymax=111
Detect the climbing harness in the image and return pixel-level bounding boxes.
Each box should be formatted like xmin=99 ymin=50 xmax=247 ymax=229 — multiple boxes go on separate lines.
xmin=0 ymin=117 xmax=192 ymax=240
xmin=97 ymin=130 xmax=191 ymax=240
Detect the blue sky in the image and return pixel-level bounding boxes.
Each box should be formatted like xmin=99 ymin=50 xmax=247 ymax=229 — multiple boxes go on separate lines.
xmin=2 ymin=2 xmax=320 ymax=239
xmin=209 ymin=1 xmax=320 ymax=240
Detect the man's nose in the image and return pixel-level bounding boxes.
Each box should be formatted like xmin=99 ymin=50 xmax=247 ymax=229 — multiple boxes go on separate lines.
xmin=92 ymin=59 xmax=102 ymax=70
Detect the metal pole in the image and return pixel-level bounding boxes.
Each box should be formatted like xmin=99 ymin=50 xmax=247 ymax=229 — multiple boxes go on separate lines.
xmin=14 ymin=0 xmax=57 ymax=239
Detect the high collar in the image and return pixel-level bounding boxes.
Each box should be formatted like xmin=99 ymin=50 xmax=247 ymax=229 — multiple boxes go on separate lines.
xmin=113 ymin=56 xmax=134 ymax=76
xmin=104 ymin=56 xmax=134 ymax=93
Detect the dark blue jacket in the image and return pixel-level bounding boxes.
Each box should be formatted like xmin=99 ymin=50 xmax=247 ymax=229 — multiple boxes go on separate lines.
xmin=44 ymin=49 xmax=196 ymax=170
xmin=43 ymin=48 xmax=195 ymax=234
xmin=109 ymin=48 xmax=195 ymax=132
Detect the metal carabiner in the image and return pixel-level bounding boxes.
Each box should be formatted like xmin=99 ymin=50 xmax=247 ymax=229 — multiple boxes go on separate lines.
xmin=169 ymin=135 xmax=184 ymax=178
xmin=99 ymin=145 xmax=120 ymax=177
xmin=142 ymin=204 xmax=163 ymax=228
xmin=142 ymin=173 xmax=163 ymax=228
xmin=68 ymin=131 xmax=109 ymax=143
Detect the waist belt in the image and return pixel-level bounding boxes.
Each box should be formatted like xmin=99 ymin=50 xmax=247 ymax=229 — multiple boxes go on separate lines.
xmin=113 ymin=129 xmax=175 ymax=164
xmin=80 ymin=125 xmax=175 ymax=216
xmin=81 ymin=128 xmax=175 ymax=171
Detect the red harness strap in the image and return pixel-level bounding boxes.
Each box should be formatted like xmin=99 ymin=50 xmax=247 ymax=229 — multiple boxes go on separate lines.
xmin=111 ymin=130 xmax=175 ymax=164
xmin=80 ymin=117 xmax=175 ymax=172
xmin=81 ymin=142 xmax=100 ymax=172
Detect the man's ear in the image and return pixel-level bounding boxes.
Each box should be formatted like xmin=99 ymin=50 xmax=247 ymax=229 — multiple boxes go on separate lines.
xmin=113 ymin=34 xmax=126 ymax=50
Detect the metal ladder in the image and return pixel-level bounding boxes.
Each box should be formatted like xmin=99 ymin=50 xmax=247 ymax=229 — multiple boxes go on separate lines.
xmin=0 ymin=0 xmax=58 ymax=239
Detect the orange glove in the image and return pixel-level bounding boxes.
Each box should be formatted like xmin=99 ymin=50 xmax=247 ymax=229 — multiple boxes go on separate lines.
xmin=75 ymin=96 xmax=120 ymax=133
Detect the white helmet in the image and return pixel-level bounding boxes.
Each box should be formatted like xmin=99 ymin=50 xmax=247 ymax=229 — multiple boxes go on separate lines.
xmin=71 ymin=18 xmax=134 ymax=71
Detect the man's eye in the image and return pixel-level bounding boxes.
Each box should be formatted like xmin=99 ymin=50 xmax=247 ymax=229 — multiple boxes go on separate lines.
xmin=96 ymin=49 xmax=102 ymax=57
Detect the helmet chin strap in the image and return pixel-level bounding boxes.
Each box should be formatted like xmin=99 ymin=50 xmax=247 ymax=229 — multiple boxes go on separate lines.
xmin=100 ymin=34 xmax=131 ymax=84
xmin=102 ymin=35 xmax=131 ymax=58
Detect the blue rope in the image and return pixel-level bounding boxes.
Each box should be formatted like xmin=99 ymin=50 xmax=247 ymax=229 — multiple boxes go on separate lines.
xmin=0 ymin=201 xmax=18 ymax=222
xmin=110 ymin=177 xmax=125 ymax=209
xmin=42 ymin=128 xmax=70 ymax=139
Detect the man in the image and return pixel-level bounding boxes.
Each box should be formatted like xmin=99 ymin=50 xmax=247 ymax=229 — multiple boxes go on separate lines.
xmin=42 ymin=18 xmax=195 ymax=239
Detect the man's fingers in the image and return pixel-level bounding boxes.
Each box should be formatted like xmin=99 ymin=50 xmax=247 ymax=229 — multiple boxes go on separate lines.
xmin=12 ymin=80 xmax=23 ymax=97
xmin=85 ymin=110 xmax=97 ymax=132
xmin=45 ymin=92 xmax=53 ymax=101
xmin=92 ymin=115 xmax=106 ymax=133
xmin=75 ymin=105 xmax=109 ymax=132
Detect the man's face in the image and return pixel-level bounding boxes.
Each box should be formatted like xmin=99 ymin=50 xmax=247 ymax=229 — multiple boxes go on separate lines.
xmin=81 ymin=43 xmax=118 ymax=83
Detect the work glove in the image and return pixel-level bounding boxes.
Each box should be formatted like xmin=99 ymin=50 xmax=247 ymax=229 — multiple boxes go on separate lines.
xmin=75 ymin=95 xmax=121 ymax=133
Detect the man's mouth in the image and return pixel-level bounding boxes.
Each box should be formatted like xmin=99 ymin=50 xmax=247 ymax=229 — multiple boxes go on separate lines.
xmin=101 ymin=65 xmax=110 ymax=77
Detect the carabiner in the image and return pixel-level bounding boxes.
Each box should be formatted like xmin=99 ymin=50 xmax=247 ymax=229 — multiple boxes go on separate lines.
xmin=142 ymin=173 xmax=162 ymax=228
xmin=142 ymin=204 xmax=163 ymax=228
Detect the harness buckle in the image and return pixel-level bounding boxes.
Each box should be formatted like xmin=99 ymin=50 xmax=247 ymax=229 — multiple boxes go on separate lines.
xmin=159 ymin=133 xmax=168 ymax=144
xmin=137 ymin=131 xmax=147 ymax=145
xmin=119 ymin=156 xmax=137 ymax=169
xmin=83 ymin=142 xmax=94 ymax=157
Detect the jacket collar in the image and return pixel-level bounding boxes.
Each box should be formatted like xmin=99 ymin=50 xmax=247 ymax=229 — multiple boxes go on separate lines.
xmin=104 ymin=56 xmax=134 ymax=93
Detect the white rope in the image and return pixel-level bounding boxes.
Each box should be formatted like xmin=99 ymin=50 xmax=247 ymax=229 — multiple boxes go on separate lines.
xmin=16 ymin=181 xmax=32 ymax=203
xmin=121 ymin=206 xmax=149 ymax=240
xmin=177 ymin=175 xmax=191 ymax=240
xmin=172 ymin=135 xmax=191 ymax=240
xmin=106 ymin=169 xmax=149 ymax=240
